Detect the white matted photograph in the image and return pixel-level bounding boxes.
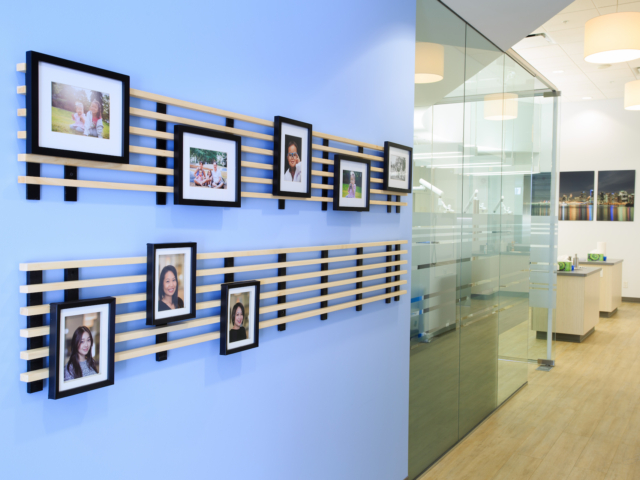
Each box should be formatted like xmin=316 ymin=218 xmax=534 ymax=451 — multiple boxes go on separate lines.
xmin=220 ymin=280 xmax=260 ymax=355
xmin=383 ymin=141 xmax=413 ymax=194
xmin=333 ymin=155 xmax=371 ymax=212
xmin=272 ymin=116 xmax=312 ymax=198
xmin=146 ymin=243 xmax=197 ymax=326
xmin=49 ymin=297 xmax=115 ymax=399
xmin=26 ymin=51 xmax=129 ymax=164
xmin=173 ymin=126 xmax=242 ymax=208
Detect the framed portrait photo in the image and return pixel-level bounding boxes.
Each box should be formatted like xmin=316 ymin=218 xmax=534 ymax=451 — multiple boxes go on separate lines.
xmin=25 ymin=51 xmax=130 ymax=164
xmin=48 ymin=297 xmax=116 ymax=400
xmin=220 ymin=280 xmax=260 ymax=355
xmin=272 ymin=116 xmax=312 ymax=198
xmin=146 ymin=243 xmax=197 ymax=326
xmin=332 ymin=154 xmax=371 ymax=212
xmin=383 ymin=141 xmax=413 ymax=194
xmin=173 ymin=125 xmax=242 ymax=208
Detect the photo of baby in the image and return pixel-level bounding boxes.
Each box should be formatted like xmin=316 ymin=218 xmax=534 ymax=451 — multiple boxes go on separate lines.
xmin=51 ymin=82 xmax=110 ymax=139
xmin=342 ymin=170 xmax=362 ymax=199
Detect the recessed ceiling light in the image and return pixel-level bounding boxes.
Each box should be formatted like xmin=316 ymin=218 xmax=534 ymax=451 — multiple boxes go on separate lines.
xmin=553 ymin=70 xmax=564 ymax=73
xmin=583 ymin=97 xmax=592 ymax=100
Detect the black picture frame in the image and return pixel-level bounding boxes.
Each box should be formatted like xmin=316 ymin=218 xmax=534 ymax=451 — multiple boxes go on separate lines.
xmin=26 ymin=51 xmax=130 ymax=164
xmin=272 ymin=116 xmax=313 ymax=198
xmin=146 ymin=242 xmax=197 ymax=326
xmin=173 ymin=125 xmax=242 ymax=208
xmin=48 ymin=297 xmax=116 ymax=400
xmin=220 ymin=280 xmax=261 ymax=355
xmin=332 ymin=154 xmax=371 ymax=212
xmin=383 ymin=141 xmax=413 ymax=194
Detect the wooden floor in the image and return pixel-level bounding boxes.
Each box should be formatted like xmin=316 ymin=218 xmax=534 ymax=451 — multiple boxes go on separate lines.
xmin=419 ymin=301 xmax=640 ymax=480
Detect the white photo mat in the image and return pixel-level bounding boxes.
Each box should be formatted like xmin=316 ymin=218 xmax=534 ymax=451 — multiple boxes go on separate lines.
xmin=58 ymin=303 xmax=110 ymax=392
xmin=154 ymin=247 xmax=192 ymax=320
xmin=38 ymin=61 xmax=123 ymax=156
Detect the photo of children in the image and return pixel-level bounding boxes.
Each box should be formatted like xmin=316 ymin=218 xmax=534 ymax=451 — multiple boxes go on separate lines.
xmin=63 ymin=312 xmax=101 ymax=382
xmin=189 ymin=147 xmax=227 ymax=189
xmin=51 ymin=82 xmax=110 ymax=139
xmin=342 ymin=170 xmax=362 ymax=199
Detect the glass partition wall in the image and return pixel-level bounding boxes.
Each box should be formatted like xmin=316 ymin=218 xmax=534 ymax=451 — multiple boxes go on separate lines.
xmin=409 ymin=1 xmax=558 ymax=477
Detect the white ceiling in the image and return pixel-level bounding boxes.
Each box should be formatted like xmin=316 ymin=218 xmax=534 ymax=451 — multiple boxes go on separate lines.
xmin=512 ymin=0 xmax=640 ymax=102
xmin=440 ymin=0 xmax=574 ymax=51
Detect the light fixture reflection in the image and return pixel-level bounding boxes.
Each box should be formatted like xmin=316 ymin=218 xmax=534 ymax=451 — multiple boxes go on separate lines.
xmin=624 ymin=80 xmax=640 ymax=110
xmin=415 ymin=42 xmax=444 ymax=83
xmin=483 ymin=93 xmax=518 ymax=121
xmin=584 ymin=12 xmax=640 ymax=64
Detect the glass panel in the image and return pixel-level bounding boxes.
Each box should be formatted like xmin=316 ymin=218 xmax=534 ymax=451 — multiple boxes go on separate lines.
xmin=458 ymin=26 xmax=504 ymax=438
xmin=409 ymin=0 xmax=466 ymax=477
xmin=497 ymin=57 xmax=535 ymax=404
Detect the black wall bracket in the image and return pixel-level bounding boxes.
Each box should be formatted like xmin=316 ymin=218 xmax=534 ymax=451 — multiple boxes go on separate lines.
xmin=64 ymin=166 xmax=78 ymax=202
xmin=26 ymin=271 xmax=44 ymax=393
xmin=277 ymin=253 xmax=287 ymax=331
xmin=156 ymin=103 xmax=168 ymax=205
xmin=322 ymin=139 xmax=330 ymax=211
xmin=385 ymin=245 xmax=392 ymax=304
xmin=320 ymin=250 xmax=329 ymax=320
xmin=26 ymin=162 xmax=40 ymax=201
xmin=355 ymin=247 xmax=363 ymax=311
xmin=394 ymin=244 xmax=401 ymax=301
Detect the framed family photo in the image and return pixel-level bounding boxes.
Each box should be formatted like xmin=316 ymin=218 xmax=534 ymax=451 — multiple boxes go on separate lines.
xmin=220 ymin=280 xmax=260 ymax=355
xmin=272 ymin=116 xmax=312 ymax=198
xmin=48 ymin=297 xmax=116 ymax=400
xmin=173 ymin=126 xmax=242 ymax=208
xmin=383 ymin=141 xmax=412 ymax=194
xmin=332 ymin=154 xmax=371 ymax=212
xmin=146 ymin=243 xmax=197 ymax=326
xmin=26 ymin=51 xmax=130 ymax=164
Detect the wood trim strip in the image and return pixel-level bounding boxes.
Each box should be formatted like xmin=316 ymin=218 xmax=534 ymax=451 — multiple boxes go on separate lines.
xmin=20 ymin=289 xmax=406 ymax=381
xmin=18 ymin=154 xmax=174 ymax=176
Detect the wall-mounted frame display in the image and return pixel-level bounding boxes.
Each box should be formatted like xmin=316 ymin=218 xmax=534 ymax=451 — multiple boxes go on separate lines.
xmin=597 ymin=170 xmax=635 ymax=222
xmin=146 ymin=243 xmax=197 ymax=326
xmin=25 ymin=51 xmax=130 ymax=164
xmin=558 ymin=171 xmax=594 ymax=221
xmin=173 ymin=125 xmax=242 ymax=208
xmin=48 ymin=297 xmax=116 ymax=399
xmin=333 ymin=154 xmax=371 ymax=212
xmin=220 ymin=280 xmax=260 ymax=355
xmin=272 ymin=116 xmax=312 ymax=198
xmin=383 ymin=141 xmax=412 ymax=194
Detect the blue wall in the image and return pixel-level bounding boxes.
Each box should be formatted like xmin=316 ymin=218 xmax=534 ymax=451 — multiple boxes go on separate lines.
xmin=0 ymin=1 xmax=415 ymax=478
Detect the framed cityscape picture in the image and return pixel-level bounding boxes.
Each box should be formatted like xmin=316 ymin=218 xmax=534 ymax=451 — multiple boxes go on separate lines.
xmin=48 ymin=297 xmax=116 ymax=400
xmin=383 ymin=141 xmax=412 ymax=194
xmin=173 ymin=125 xmax=242 ymax=208
xmin=220 ymin=280 xmax=260 ymax=355
xmin=332 ymin=154 xmax=371 ymax=212
xmin=558 ymin=171 xmax=594 ymax=221
xmin=146 ymin=242 xmax=197 ymax=326
xmin=597 ymin=170 xmax=635 ymax=221
xmin=25 ymin=51 xmax=130 ymax=164
xmin=272 ymin=116 xmax=312 ymax=198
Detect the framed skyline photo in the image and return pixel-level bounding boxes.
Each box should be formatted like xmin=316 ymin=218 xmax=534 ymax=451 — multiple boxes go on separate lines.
xmin=220 ymin=280 xmax=260 ymax=355
xmin=146 ymin=243 xmax=197 ymax=326
xmin=383 ymin=141 xmax=412 ymax=194
xmin=558 ymin=171 xmax=595 ymax=221
xmin=25 ymin=51 xmax=130 ymax=164
xmin=597 ymin=170 xmax=635 ymax=222
xmin=173 ymin=125 xmax=242 ymax=208
xmin=48 ymin=297 xmax=116 ymax=400
xmin=272 ymin=116 xmax=312 ymax=198
xmin=332 ymin=154 xmax=371 ymax=212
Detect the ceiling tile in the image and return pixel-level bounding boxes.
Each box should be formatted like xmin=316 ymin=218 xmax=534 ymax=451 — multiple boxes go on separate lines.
xmin=598 ymin=86 xmax=626 ymax=98
xmin=560 ymin=0 xmax=596 ymax=13
xmin=545 ymin=27 xmax=585 ymax=43
xmin=618 ymin=2 xmax=640 ymax=12
xmin=587 ymin=69 xmax=636 ymax=83
xmin=527 ymin=55 xmax=577 ymax=70
xmin=517 ymin=45 xmax=568 ymax=59
xmin=621 ymin=0 xmax=640 ymax=4
xmin=562 ymin=42 xmax=585 ymax=55
xmin=596 ymin=6 xmax=617 ymax=13
xmin=513 ymin=35 xmax=556 ymax=50
xmin=591 ymin=0 xmax=616 ymax=6
xmin=543 ymin=65 xmax=584 ymax=76
xmin=543 ymin=9 xmax=600 ymax=31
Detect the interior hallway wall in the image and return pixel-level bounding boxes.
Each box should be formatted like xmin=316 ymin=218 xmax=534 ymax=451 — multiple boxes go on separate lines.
xmin=0 ymin=1 xmax=416 ymax=479
xmin=558 ymin=98 xmax=640 ymax=299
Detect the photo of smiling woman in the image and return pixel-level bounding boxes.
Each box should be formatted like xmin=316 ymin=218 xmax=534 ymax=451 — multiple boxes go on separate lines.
xmin=220 ymin=280 xmax=260 ymax=355
xmin=158 ymin=264 xmax=184 ymax=311
xmin=229 ymin=301 xmax=248 ymax=343
xmin=64 ymin=325 xmax=98 ymax=381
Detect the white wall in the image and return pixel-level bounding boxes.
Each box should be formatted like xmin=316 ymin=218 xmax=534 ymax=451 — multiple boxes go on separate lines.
xmin=558 ymin=98 xmax=640 ymax=298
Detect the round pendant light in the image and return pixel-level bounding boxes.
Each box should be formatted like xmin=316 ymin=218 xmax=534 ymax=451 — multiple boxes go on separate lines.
xmin=584 ymin=12 xmax=640 ymax=64
xmin=415 ymin=42 xmax=444 ymax=83
xmin=484 ymin=93 xmax=518 ymax=121
xmin=624 ymin=80 xmax=640 ymax=110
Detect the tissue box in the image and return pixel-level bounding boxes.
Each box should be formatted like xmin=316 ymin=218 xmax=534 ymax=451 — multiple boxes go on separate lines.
xmin=557 ymin=261 xmax=572 ymax=271
xmin=587 ymin=253 xmax=605 ymax=261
